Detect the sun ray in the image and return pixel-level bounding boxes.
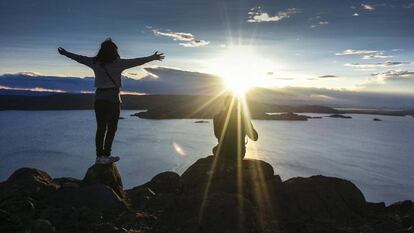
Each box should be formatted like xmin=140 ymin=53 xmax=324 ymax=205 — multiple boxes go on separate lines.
xmin=206 ymin=45 xmax=278 ymax=97
xmin=198 ymin=96 xmax=236 ymax=221
xmin=187 ymin=89 xmax=227 ymax=118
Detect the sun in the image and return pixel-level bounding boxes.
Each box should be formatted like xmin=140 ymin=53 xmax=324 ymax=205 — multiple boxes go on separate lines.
xmin=207 ymin=46 xmax=276 ymax=95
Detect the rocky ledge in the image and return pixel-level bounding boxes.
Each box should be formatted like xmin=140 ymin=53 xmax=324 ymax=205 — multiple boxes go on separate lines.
xmin=0 ymin=156 xmax=413 ymax=233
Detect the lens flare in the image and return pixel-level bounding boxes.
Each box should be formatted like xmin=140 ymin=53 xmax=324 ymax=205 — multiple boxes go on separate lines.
xmin=172 ymin=142 xmax=186 ymax=156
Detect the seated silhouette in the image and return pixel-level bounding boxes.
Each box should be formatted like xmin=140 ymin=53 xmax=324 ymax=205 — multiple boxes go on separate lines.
xmin=212 ymin=96 xmax=258 ymax=161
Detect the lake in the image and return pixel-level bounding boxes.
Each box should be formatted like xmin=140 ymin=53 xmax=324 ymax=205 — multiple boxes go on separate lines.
xmin=0 ymin=110 xmax=413 ymax=204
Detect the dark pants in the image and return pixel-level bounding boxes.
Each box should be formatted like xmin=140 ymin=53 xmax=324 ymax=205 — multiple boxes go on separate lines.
xmin=94 ymin=100 xmax=120 ymax=157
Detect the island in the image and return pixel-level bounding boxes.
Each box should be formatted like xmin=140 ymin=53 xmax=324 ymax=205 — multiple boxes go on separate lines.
xmin=327 ymin=114 xmax=352 ymax=119
xmin=194 ymin=120 xmax=209 ymax=123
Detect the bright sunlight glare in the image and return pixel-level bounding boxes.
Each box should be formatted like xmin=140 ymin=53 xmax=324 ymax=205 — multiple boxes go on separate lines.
xmin=207 ymin=46 xmax=277 ymax=95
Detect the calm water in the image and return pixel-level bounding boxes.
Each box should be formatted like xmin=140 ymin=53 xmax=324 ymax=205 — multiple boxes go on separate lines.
xmin=0 ymin=110 xmax=413 ymax=204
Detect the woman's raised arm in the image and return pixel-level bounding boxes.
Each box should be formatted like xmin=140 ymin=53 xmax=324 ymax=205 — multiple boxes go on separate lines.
xmin=120 ymin=51 xmax=164 ymax=70
xmin=58 ymin=47 xmax=93 ymax=68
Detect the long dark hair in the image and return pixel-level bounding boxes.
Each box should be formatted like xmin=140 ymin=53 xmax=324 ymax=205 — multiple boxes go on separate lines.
xmin=94 ymin=38 xmax=120 ymax=65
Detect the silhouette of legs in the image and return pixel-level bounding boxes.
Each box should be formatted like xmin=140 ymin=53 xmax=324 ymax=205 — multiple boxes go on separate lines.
xmin=104 ymin=104 xmax=120 ymax=156
xmin=94 ymin=100 xmax=120 ymax=157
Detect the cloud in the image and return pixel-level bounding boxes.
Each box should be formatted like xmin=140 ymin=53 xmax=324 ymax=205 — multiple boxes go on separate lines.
xmin=362 ymin=54 xmax=393 ymax=59
xmin=179 ymin=39 xmax=210 ymax=48
xmin=361 ymin=4 xmax=375 ymax=11
xmin=152 ymin=30 xmax=210 ymax=47
xmin=404 ymin=2 xmax=414 ymax=8
xmin=311 ymin=21 xmax=329 ymax=28
xmin=345 ymin=61 xmax=411 ymax=68
xmin=318 ymin=75 xmax=338 ymax=79
xmin=336 ymin=49 xmax=394 ymax=60
xmin=353 ymin=13 xmax=359 ymax=16
xmin=0 ymin=68 xmax=224 ymax=95
xmin=371 ymin=70 xmax=414 ymax=80
xmin=336 ymin=49 xmax=379 ymax=56
xmin=258 ymin=86 xmax=414 ymax=108
xmin=358 ymin=70 xmax=414 ymax=95
xmin=0 ymin=85 xmax=66 ymax=93
xmin=0 ymin=72 xmax=94 ymax=93
xmin=247 ymin=8 xmax=299 ymax=23
xmin=130 ymin=67 xmax=223 ymax=95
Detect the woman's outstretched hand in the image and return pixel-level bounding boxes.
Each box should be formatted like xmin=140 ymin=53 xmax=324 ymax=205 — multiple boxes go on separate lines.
xmin=151 ymin=51 xmax=165 ymax=61
xmin=57 ymin=47 xmax=67 ymax=55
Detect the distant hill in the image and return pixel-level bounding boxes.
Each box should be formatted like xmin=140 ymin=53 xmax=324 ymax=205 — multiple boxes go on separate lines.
xmin=1 ymin=94 xmax=413 ymax=118
xmin=0 ymin=93 xmax=337 ymax=113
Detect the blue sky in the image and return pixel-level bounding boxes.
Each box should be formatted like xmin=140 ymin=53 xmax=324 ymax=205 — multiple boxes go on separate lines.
xmin=1 ymin=0 xmax=414 ymax=95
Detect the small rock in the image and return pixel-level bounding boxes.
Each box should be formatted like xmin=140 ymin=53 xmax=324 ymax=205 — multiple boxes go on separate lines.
xmin=40 ymin=206 xmax=79 ymax=229
xmin=0 ymin=209 xmax=24 ymax=232
xmin=93 ymin=222 xmax=123 ymax=233
xmin=402 ymin=215 xmax=413 ymax=228
xmin=31 ymin=219 xmax=55 ymax=233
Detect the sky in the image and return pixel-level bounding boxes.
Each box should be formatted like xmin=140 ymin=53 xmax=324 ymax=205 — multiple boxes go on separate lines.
xmin=0 ymin=0 xmax=414 ymax=97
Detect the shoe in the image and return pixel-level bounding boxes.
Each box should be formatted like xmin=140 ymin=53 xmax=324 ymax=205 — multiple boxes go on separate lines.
xmin=95 ymin=155 xmax=120 ymax=165
xmin=95 ymin=156 xmax=105 ymax=164
xmin=107 ymin=155 xmax=120 ymax=163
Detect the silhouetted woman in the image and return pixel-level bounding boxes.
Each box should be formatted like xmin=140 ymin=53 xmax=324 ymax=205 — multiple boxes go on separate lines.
xmin=58 ymin=38 xmax=164 ymax=164
xmin=213 ymin=96 xmax=258 ymax=161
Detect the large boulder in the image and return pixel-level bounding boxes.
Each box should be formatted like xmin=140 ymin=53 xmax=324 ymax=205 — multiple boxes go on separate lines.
xmin=83 ymin=163 xmax=124 ymax=198
xmin=145 ymin=171 xmax=181 ymax=194
xmin=149 ymin=156 xmax=282 ymax=233
xmin=126 ymin=171 xmax=180 ymax=211
xmin=0 ymin=168 xmax=59 ymax=225
xmin=0 ymin=168 xmax=58 ymax=200
xmin=181 ymin=155 xmax=275 ymax=192
xmin=51 ymin=184 xmax=127 ymax=212
xmin=180 ymin=156 xmax=282 ymax=217
xmin=386 ymin=200 xmax=414 ymax=229
xmin=281 ymin=175 xmax=368 ymax=229
xmin=197 ymin=192 xmax=268 ymax=233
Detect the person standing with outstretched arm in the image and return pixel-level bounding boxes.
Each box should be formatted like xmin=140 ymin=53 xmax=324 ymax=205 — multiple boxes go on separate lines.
xmin=58 ymin=38 xmax=164 ymax=164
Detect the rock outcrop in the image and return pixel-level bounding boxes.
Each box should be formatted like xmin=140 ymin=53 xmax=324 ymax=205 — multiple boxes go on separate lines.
xmin=0 ymin=156 xmax=413 ymax=233
xmin=83 ymin=163 xmax=124 ymax=198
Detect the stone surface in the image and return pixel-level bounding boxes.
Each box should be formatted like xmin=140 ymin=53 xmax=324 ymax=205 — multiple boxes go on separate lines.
xmin=0 ymin=156 xmax=413 ymax=233
xmin=146 ymin=171 xmax=181 ymax=194
xmin=279 ymin=175 xmax=371 ymax=233
xmin=83 ymin=163 xmax=124 ymax=198
xmin=0 ymin=209 xmax=24 ymax=232
xmin=181 ymin=155 xmax=274 ymax=191
xmin=0 ymin=168 xmax=58 ymax=200
xmin=31 ymin=219 xmax=55 ymax=233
